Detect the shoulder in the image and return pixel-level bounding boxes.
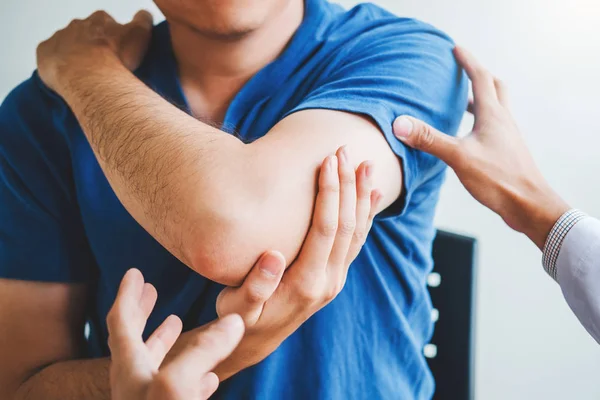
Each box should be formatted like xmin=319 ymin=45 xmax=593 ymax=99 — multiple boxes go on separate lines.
xmin=312 ymin=3 xmax=465 ymax=99
xmin=320 ymin=2 xmax=455 ymax=54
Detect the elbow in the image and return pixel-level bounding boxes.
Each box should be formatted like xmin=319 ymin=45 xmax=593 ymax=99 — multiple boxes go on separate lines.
xmin=184 ymin=199 xmax=260 ymax=287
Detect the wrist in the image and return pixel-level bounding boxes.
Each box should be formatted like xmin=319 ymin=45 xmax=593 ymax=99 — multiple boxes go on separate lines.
xmin=510 ymin=183 xmax=569 ymax=250
xmin=53 ymin=49 xmax=124 ymax=98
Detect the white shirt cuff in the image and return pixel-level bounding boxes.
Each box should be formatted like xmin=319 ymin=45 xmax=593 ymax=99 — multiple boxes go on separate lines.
xmin=542 ymin=209 xmax=587 ymax=281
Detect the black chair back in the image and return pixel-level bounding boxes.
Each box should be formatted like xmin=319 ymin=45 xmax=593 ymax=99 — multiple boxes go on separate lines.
xmin=426 ymin=230 xmax=478 ymax=400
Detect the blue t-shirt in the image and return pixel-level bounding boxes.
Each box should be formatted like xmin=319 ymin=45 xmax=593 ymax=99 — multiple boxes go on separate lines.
xmin=0 ymin=0 xmax=467 ymax=398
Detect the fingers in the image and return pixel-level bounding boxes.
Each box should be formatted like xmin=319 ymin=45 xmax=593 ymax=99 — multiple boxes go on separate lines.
xmin=393 ymin=116 xmax=462 ymax=166
xmin=215 ymin=251 xmax=286 ymax=325
xmin=367 ymin=190 xmax=383 ymax=233
xmin=153 ymin=315 xmax=244 ymax=398
xmin=122 ymin=10 xmax=154 ymax=39
xmin=197 ymin=373 xmax=220 ymax=400
xmin=89 ymin=10 xmax=116 ymax=25
xmin=295 ymin=155 xmax=340 ymax=269
xmin=328 ymin=146 xmax=357 ymax=267
xmin=120 ymin=10 xmax=154 ymax=71
xmin=453 ymin=46 xmax=497 ymax=112
xmin=139 ymin=283 xmax=158 ymax=323
xmin=494 ymin=78 xmax=510 ymax=108
xmin=133 ymin=10 xmax=154 ymax=27
xmin=106 ymin=268 xmax=148 ymax=355
xmin=345 ymin=161 xmax=373 ymax=263
xmin=145 ymin=315 xmax=183 ymax=368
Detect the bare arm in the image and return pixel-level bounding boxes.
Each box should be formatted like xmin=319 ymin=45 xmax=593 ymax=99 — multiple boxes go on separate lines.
xmin=37 ymin=12 xmax=402 ymax=286
xmin=0 ymin=279 xmax=112 ymax=400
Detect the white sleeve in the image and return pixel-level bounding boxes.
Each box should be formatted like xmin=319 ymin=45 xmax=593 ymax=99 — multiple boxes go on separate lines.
xmin=548 ymin=214 xmax=600 ymax=344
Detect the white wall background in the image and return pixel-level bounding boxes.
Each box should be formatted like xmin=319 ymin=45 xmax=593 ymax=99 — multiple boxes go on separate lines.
xmin=1 ymin=0 xmax=599 ymax=399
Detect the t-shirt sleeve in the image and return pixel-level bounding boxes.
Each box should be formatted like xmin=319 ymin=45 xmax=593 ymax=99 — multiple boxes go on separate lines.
xmin=0 ymin=73 xmax=96 ymax=283
xmin=285 ymin=17 xmax=469 ymax=217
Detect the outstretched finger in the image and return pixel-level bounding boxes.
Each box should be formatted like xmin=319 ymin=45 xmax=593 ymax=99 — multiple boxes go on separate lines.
xmin=393 ymin=116 xmax=462 ymax=167
xmin=345 ymin=161 xmax=373 ymax=264
xmin=107 ymin=268 xmax=147 ymax=355
xmin=293 ymin=155 xmax=340 ymax=270
xmin=156 ymin=315 xmax=244 ymax=396
xmin=454 ymin=46 xmax=498 ymax=111
xmin=328 ymin=146 xmax=357 ymax=267
xmin=145 ymin=315 xmax=183 ymax=369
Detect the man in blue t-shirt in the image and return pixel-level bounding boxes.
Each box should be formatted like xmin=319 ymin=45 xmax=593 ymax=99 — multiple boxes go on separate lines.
xmin=0 ymin=0 xmax=467 ymax=399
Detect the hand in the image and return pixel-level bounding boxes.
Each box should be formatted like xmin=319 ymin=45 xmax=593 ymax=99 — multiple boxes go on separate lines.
xmin=106 ymin=269 xmax=244 ymax=400
xmin=392 ymin=46 xmax=569 ymax=249
xmin=36 ymin=10 xmax=153 ymax=93
xmin=213 ymin=146 xmax=382 ymax=379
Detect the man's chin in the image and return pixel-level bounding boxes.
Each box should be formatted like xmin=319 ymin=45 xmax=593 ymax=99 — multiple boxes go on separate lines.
xmin=169 ymin=16 xmax=259 ymax=41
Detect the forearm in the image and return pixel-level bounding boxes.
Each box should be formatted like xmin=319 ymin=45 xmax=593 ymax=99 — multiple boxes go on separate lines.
xmin=56 ymin=54 xmax=250 ymax=277
xmin=54 ymin=56 xmax=400 ymax=286
xmin=13 ymin=358 xmax=110 ymax=400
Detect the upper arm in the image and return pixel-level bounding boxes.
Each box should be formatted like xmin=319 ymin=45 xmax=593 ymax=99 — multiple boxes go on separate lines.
xmin=0 ymin=77 xmax=96 ymax=396
xmin=193 ymin=20 xmax=468 ymax=284
xmin=0 ymin=279 xmax=88 ymax=398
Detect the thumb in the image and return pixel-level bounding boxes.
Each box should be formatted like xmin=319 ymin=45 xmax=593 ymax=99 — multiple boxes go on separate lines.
xmin=393 ymin=116 xmax=461 ymax=165
xmin=120 ymin=10 xmax=154 ymax=71
xmin=216 ymin=251 xmax=286 ymax=325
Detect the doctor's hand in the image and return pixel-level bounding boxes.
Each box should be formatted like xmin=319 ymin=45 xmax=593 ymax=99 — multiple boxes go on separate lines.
xmin=392 ymin=46 xmax=569 ymax=249
xmin=107 ymin=269 xmax=244 ymax=400
xmin=213 ymin=147 xmax=382 ymax=380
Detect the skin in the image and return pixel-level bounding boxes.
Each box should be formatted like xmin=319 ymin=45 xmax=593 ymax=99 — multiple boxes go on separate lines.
xmin=35 ymin=8 xmax=403 ymax=287
xmin=2 ymin=2 xmax=395 ymax=398
xmin=107 ymin=269 xmax=245 ymax=400
xmin=1 ymin=149 xmax=379 ymax=399
xmin=108 ymin=152 xmax=381 ymax=399
xmin=392 ymin=46 xmax=570 ymax=250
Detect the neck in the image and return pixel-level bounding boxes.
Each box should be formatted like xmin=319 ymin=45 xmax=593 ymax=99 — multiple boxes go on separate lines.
xmin=168 ymin=1 xmax=304 ymax=121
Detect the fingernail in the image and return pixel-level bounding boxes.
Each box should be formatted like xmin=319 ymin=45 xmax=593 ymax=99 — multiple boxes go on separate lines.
xmin=393 ymin=117 xmax=413 ymax=139
xmin=259 ymin=252 xmax=284 ymax=277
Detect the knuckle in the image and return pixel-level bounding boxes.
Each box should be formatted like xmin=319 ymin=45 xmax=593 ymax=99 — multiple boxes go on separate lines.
xmin=105 ymin=309 xmax=119 ymax=328
xmin=320 ymin=182 xmax=339 ymax=194
xmin=292 ymin=282 xmax=321 ymax=302
xmin=353 ymin=228 xmax=367 ymax=243
xmin=340 ymin=173 xmax=356 ymax=186
xmin=338 ymin=219 xmax=356 ymax=236
xmin=91 ymin=10 xmax=110 ymax=20
xmin=325 ymin=282 xmax=343 ymax=302
xmin=413 ymin=125 xmax=436 ymax=150
xmin=317 ymin=220 xmax=338 ymax=238
xmin=245 ymin=283 xmax=269 ymax=304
